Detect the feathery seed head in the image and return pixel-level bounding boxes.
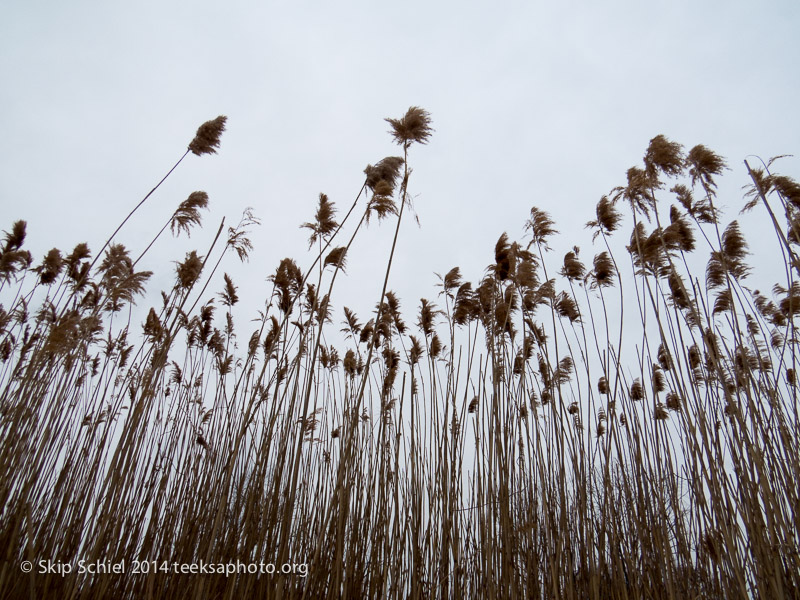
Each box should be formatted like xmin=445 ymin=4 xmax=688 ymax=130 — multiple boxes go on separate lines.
xmin=586 ymin=196 xmax=622 ymax=238
xmin=189 ymin=116 xmax=227 ymax=156
xmin=630 ymin=379 xmax=644 ymax=400
xmin=525 ymin=207 xmax=558 ymax=249
xmin=561 ymin=250 xmax=585 ymax=281
xmin=365 ymin=156 xmax=405 ymax=192
xmin=176 ymin=250 xmax=204 ymax=289
xmin=36 ymin=248 xmax=64 ymax=285
xmin=385 ymin=106 xmax=433 ymax=146
xmin=644 ymin=134 xmax=684 ymax=181
xmin=171 ymin=191 xmax=209 ymax=237
xmin=2 ymin=220 xmax=27 ymax=252
xmin=686 ymin=145 xmax=727 ymax=191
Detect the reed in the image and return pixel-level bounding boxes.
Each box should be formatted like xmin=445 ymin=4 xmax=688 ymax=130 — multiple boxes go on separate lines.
xmin=1 ymin=111 xmax=798 ymax=599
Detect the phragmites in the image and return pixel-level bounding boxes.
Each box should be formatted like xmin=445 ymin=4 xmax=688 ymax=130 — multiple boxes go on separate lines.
xmin=554 ymin=292 xmax=580 ymax=322
xmin=541 ymin=389 xmax=552 ymax=405
xmin=364 ymin=157 xmax=405 ymax=222
xmin=364 ymin=156 xmax=405 ymax=192
xmin=226 ymin=208 xmax=258 ymax=263
xmin=359 ymin=320 xmax=374 ymax=345
xmin=418 ymin=298 xmax=437 ymax=336
xmin=408 ymin=335 xmax=424 ymax=365
xmin=0 ymin=221 xmax=32 ymax=284
xmin=706 ymin=221 xmax=750 ymax=288
xmin=665 ymin=391 xmax=682 ymax=411
xmin=615 ymin=167 xmax=655 ymax=217
xmin=752 ymin=289 xmax=785 ymax=327
xmin=494 ymin=286 xmax=518 ymax=337
xmin=686 ymin=144 xmax=727 ymax=192
xmin=343 ymin=349 xmax=358 ymax=376
xmin=366 ymin=191 xmax=397 ymax=222
xmin=324 ymin=247 xmax=347 ymax=272
xmin=561 ymin=248 xmax=585 ymax=281
xmin=667 ymin=269 xmax=691 ymax=310
xmin=0 ymin=338 xmax=12 ymax=362
xmin=713 ymin=289 xmax=732 ymax=314
xmin=220 ymin=273 xmax=239 ymax=307
xmin=663 ymin=205 xmax=695 ymax=252
xmin=188 ymin=115 xmax=227 ymax=156
xmin=672 ymin=183 xmax=717 ymax=224
xmin=494 ymin=233 xmax=516 ymax=281
xmin=630 ymin=378 xmax=644 ymax=400
xmin=382 ymin=346 xmax=400 ymax=398
xmin=627 ymin=222 xmax=667 ymax=275
xmin=176 ymin=250 xmax=204 ymax=289
xmin=767 ymin=173 xmax=800 ymax=209
xmin=475 ymin=278 xmax=494 ymax=317
xmin=586 ymin=196 xmax=622 ymax=239
xmin=561 ymin=251 xmax=586 ymax=281
xmin=525 ymin=207 xmax=558 ymax=249
xmin=35 ymin=248 xmax=64 ymax=285
xmin=385 ymin=106 xmax=433 ymax=147
xmin=302 ymin=193 xmax=338 ymax=248
xmin=652 ymin=364 xmax=666 ymax=393
xmin=706 ymin=252 xmax=725 ymax=289
xmin=5 ymin=118 xmax=800 ymax=598
xmin=171 ymin=191 xmax=209 ymax=237
xmin=440 ymin=266 xmax=463 ymax=298
xmin=453 ymin=282 xmax=477 ymax=325
xmin=270 ymin=257 xmax=303 ymax=313
xmin=658 ymin=343 xmax=673 ymax=370
xmin=98 ymin=244 xmax=152 ymax=311
xmin=743 ymin=165 xmax=800 ymax=253
xmin=654 ymin=404 xmax=669 ymax=421
xmin=742 ymin=165 xmax=770 ymax=213
xmin=554 ymin=356 xmax=574 ymax=384
xmin=143 ymin=307 xmax=164 ymax=340
xmin=342 ymin=307 xmax=362 ymax=340
xmin=778 ymin=281 xmax=800 ymax=317
xmin=372 ymin=304 xmax=393 ymax=343
xmin=384 ymin=291 xmax=406 ymax=334
xmin=65 ymin=244 xmax=91 ymax=289
xmin=688 ymin=344 xmax=701 ymax=370
xmin=591 ymin=251 xmax=616 ymax=287
xmin=515 ymin=252 xmax=539 ymax=288
xmin=429 ymin=334 xmax=442 ymax=358
xmin=721 ymin=220 xmax=749 ymax=265
xmin=513 ymin=349 xmax=526 ymax=376
xmin=2 ymin=220 xmax=27 ymax=252
xmin=644 ymin=134 xmax=684 ymax=181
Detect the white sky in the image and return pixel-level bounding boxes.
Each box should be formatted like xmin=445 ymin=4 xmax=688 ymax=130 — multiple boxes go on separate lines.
xmin=2 ymin=0 xmax=799 ymax=335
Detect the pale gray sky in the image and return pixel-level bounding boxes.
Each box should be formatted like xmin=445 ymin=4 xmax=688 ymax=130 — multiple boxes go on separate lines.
xmin=2 ymin=0 xmax=799 ymax=330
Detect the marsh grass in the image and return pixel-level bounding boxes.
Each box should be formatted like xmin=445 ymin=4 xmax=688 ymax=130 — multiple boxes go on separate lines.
xmin=0 ymin=111 xmax=798 ymax=599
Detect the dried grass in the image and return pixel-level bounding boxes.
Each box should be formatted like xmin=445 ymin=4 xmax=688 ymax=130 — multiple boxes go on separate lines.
xmin=1 ymin=114 xmax=799 ymax=600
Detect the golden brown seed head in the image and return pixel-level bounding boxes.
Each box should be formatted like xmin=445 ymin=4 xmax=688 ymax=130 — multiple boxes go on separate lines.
xmin=385 ymin=106 xmax=433 ymax=146
xmin=189 ymin=116 xmax=227 ymax=156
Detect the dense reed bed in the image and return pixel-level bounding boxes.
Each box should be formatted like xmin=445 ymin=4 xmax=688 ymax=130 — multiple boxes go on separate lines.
xmin=1 ymin=109 xmax=798 ymax=599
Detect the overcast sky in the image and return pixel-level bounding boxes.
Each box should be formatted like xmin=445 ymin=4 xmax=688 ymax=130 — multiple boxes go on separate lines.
xmin=2 ymin=0 xmax=799 ymax=335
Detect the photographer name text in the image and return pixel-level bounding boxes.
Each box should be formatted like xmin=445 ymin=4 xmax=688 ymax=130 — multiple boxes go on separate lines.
xmin=24 ymin=559 xmax=308 ymax=577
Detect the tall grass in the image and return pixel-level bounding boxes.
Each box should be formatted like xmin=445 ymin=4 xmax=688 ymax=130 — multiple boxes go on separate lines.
xmin=1 ymin=110 xmax=798 ymax=599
